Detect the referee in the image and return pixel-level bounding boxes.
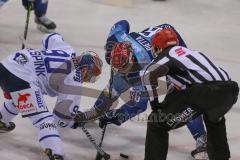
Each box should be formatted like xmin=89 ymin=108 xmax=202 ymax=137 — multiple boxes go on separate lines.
xmin=142 ymin=28 xmax=239 ymax=160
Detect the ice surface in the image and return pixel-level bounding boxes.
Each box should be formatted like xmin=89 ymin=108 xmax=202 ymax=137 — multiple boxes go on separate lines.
xmin=0 ymin=0 xmax=240 ymax=159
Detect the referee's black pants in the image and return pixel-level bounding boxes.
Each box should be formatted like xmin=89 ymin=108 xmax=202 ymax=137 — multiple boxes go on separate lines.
xmin=145 ymin=81 xmax=239 ymax=160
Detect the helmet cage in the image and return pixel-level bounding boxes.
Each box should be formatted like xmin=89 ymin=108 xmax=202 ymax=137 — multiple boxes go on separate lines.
xmin=110 ymin=42 xmax=133 ymax=72
xmin=79 ymin=51 xmax=103 ymax=83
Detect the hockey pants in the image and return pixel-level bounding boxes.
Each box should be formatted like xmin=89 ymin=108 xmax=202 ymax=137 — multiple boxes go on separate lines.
xmin=145 ymin=81 xmax=239 ymax=160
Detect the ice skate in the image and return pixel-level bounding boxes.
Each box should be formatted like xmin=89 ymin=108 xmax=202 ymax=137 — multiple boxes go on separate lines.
xmin=35 ymin=15 xmax=56 ymax=33
xmin=0 ymin=114 xmax=15 ymax=133
xmin=44 ymin=148 xmax=64 ymax=160
xmin=191 ymin=134 xmax=209 ymax=160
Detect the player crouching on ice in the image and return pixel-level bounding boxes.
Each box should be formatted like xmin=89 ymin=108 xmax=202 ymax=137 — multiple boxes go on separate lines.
xmin=141 ymin=28 xmax=239 ymax=160
xmin=0 ymin=33 xmax=103 ymax=160
xmin=74 ymin=20 xmax=209 ymax=159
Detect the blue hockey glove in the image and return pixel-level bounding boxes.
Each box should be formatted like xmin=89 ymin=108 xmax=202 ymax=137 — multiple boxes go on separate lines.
xmin=99 ymin=110 xmax=126 ymax=128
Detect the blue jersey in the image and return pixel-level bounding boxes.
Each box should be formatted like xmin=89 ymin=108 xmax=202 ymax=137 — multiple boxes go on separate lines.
xmin=106 ymin=20 xmax=187 ymax=94
xmin=96 ymin=20 xmax=188 ymax=123
xmin=97 ymin=21 xmax=206 ymax=139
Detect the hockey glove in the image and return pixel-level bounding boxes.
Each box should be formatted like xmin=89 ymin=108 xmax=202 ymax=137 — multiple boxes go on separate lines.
xmin=73 ymin=111 xmax=87 ymax=122
xmin=71 ymin=121 xmax=85 ymax=129
xmin=72 ymin=111 xmax=94 ymax=129
xmin=22 ymin=0 xmax=34 ymax=11
xmin=150 ymin=98 xmax=163 ymax=111
xmin=99 ymin=110 xmax=126 ymax=128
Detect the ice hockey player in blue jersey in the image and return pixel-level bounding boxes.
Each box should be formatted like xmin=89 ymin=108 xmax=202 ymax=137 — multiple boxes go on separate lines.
xmin=0 ymin=0 xmax=56 ymax=32
xmin=73 ymin=20 xmax=208 ymax=159
xmin=0 ymin=33 xmax=103 ymax=160
xmin=22 ymin=0 xmax=56 ymax=32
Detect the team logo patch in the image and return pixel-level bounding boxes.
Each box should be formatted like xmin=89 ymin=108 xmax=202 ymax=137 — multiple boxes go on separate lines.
xmin=17 ymin=93 xmax=35 ymax=114
xmin=13 ymin=53 xmax=29 ymax=65
xmin=11 ymin=88 xmax=48 ymax=117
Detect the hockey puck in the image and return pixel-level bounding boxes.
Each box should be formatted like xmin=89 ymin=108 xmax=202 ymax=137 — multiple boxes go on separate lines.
xmin=120 ymin=153 xmax=129 ymax=159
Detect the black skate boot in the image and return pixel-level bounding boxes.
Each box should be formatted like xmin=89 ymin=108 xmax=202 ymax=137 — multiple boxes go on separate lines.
xmin=191 ymin=134 xmax=209 ymax=160
xmin=35 ymin=15 xmax=56 ymax=33
xmin=44 ymin=148 xmax=64 ymax=160
xmin=0 ymin=113 xmax=15 ymax=133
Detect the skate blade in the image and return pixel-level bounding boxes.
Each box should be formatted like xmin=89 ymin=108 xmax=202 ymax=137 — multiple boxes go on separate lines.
xmin=36 ymin=25 xmax=55 ymax=33
xmin=103 ymin=0 xmax=132 ymax=7
xmin=193 ymin=152 xmax=209 ymax=160
xmin=0 ymin=130 xmax=10 ymax=133
xmin=98 ymin=153 xmax=134 ymax=160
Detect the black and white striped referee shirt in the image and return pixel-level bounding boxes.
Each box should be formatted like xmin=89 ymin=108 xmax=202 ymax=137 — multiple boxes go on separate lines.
xmin=141 ymin=46 xmax=230 ymax=101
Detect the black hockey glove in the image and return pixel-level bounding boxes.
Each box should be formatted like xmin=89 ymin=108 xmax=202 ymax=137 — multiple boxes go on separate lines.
xmin=150 ymin=98 xmax=162 ymax=111
xmin=99 ymin=110 xmax=125 ymax=128
xmin=22 ymin=0 xmax=34 ymax=11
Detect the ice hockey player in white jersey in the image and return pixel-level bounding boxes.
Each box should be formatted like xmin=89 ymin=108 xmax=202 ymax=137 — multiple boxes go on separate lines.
xmin=0 ymin=33 xmax=103 ymax=160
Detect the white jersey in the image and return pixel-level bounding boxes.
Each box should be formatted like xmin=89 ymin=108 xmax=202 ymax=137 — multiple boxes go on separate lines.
xmin=1 ymin=33 xmax=82 ymax=106
xmin=0 ymin=34 xmax=86 ymax=155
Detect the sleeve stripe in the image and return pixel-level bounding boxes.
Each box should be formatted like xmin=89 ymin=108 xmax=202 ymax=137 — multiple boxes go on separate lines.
xmin=39 ymin=134 xmax=60 ymax=142
xmin=33 ymin=115 xmax=54 ymax=125
xmin=156 ymin=57 xmax=170 ymax=65
xmin=43 ymin=33 xmax=60 ymax=49
xmin=4 ymin=103 xmax=18 ymax=116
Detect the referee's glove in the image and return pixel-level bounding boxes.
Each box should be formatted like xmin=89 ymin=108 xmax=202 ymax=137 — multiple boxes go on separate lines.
xmin=150 ymin=98 xmax=162 ymax=111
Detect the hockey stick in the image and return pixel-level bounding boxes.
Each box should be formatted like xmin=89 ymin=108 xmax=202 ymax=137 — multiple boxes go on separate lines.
xmin=82 ymin=126 xmax=110 ymax=160
xmin=95 ymin=124 xmax=107 ymax=160
xmin=95 ymin=68 xmax=114 ymax=160
xmin=21 ymin=2 xmax=33 ymax=49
